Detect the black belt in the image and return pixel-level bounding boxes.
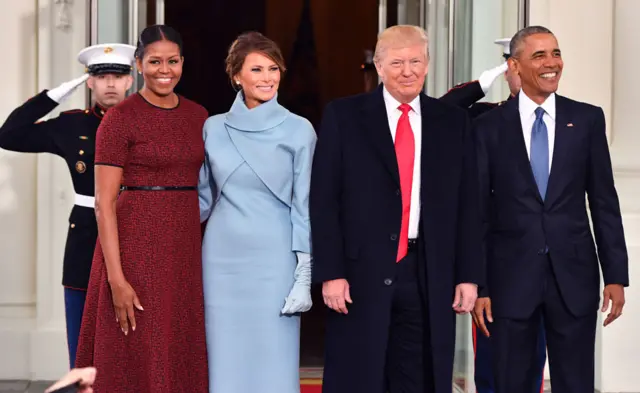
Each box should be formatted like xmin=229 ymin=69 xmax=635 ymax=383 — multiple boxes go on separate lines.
xmin=120 ymin=186 xmax=197 ymax=191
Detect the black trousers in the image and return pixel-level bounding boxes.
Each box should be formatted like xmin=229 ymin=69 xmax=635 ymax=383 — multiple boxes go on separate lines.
xmin=492 ymin=256 xmax=597 ymax=393
xmin=384 ymin=242 xmax=434 ymax=393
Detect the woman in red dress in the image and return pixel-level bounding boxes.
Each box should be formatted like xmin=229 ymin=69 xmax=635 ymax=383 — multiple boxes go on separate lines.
xmin=74 ymin=25 xmax=209 ymax=392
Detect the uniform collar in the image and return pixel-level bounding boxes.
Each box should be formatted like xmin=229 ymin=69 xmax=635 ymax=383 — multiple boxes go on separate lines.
xmin=91 ymin=103 xmax=107 ymax=119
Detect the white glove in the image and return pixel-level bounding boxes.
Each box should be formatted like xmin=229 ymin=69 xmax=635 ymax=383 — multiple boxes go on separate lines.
xmin=46 ymin=74 xmax=90 ymax=103
xmin=281 ymin=252 xmax=313 ymax=314
xmin=478 ymin=62 xmax=508 ymax=94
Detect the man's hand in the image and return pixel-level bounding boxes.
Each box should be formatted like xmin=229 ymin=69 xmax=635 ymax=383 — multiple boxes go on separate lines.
xmin=602 ymin=284 xmax=625 ymax=326
xmin=322 ymin=279 xmax=352 ymax=314
xmin=453 ymin=283 xmax=477 ymax=314
xmin=472 ymin=297 xmax=493 ymax=337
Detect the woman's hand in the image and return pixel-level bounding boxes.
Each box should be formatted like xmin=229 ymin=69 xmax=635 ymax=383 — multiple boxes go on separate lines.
xmin=109 ymin=279 xmax=143 ymax=335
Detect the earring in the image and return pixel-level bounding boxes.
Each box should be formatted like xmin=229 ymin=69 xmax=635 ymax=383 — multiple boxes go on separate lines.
xmin=235 ymin=80 xmax=240 ymax=85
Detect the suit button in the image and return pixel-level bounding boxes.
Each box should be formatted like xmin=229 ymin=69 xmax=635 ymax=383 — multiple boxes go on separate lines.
xmin=395 ymin=189 xmax=400 ymax=196
xmin=70 ymin=223 xmax=75 ymax=228
xmin=537 ymin=249 xmax=545 ymax=255
xmin=384 ymin=278 xmax=393 ymax=286
xmin=390 ymin=234 xmax=397 ymax=241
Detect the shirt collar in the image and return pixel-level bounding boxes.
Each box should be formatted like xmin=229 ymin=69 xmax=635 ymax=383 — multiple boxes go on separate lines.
xmin=382 ymin=86 xmax=421 ymax=116
xmin=518 ymin=89 xmax=556 ymax=120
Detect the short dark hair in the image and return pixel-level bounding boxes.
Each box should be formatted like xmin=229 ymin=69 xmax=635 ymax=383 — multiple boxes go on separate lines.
xmin=509 ymin=26 xmax=554 ymax=58
xmin=225 ymin=32 xmax=286 ymax=89
xmin=135 ymin=24 xmax=184 ymax=59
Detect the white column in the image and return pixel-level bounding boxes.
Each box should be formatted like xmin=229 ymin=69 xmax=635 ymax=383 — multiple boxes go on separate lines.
xmin=528 ymin=1 xmax=640 ymax=392
xmin=29 ymin=0 xmax=89 ymax=381
xmin=0 ymin=0 xmax=39 ymax=380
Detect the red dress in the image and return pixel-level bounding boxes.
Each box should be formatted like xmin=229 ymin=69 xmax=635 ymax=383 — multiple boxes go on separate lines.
xmin=75 ymin=93 xmax=209 ymax=393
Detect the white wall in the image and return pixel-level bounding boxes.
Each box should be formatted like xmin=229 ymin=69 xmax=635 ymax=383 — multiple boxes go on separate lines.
xmin=529 ymin=0 xmax=640 ymax=392
xmin=0 ymin=0 xmax=39 ymax=380
xmin=0 ymin=0 xmax=88 ymax=380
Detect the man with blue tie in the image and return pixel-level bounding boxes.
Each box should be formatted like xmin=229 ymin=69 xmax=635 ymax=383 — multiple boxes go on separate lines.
xmin=472 ymin=26 xmax=629 ymax=393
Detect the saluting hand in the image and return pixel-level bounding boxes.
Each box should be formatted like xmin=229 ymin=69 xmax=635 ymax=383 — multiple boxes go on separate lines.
xmin=109 ymin=279 xmax=143 ymax=335
xmin=323 ymin=279 xmax=352 ymax=314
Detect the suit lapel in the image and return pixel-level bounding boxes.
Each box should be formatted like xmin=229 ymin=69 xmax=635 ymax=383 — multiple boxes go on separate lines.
xmin=545 ymin=95 xmax=571 ymax=206
xmin=361 ymin=86 xmax=399 ymax=185
xmin=502 ymin=97 xmax=544 ymax=204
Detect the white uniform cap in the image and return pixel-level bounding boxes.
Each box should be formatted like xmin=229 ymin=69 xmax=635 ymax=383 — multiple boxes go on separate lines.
xmin=494 ymin=38 xmax=511 ymax=57
xmin=77 ymin=43 xmax=136 ymax=75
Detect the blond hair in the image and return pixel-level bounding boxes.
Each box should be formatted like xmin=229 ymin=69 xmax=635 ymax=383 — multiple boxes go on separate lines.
xmin=374 ymin=25 xmax=429 ymax=64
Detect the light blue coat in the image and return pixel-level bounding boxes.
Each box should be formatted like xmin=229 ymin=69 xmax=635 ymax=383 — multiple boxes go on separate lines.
xmin=198 ymin=91 xmax=316 ymax=393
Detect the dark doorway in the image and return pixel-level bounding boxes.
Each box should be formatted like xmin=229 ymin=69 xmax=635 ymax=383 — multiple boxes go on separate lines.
xmin=165 ymin=0 xmax=377 ymax=368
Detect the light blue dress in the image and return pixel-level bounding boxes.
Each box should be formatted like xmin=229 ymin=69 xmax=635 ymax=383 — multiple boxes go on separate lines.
xmin=198 ymin=91 xmax=316 ymax=393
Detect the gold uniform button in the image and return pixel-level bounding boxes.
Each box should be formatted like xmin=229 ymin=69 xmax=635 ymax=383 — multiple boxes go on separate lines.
xmin=79 ymin=150 xmax=84 ymax=155
xmin=70 ymin=223 xmax=76 ymax=228
xmin=84 ymin=109 xmax=89 ymax=114
xmin=75 ymin=161 xmax=86 ymax=173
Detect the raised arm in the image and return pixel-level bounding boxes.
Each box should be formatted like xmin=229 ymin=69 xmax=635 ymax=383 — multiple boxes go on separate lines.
xmin=0 ymin=75 xmax=88 ymax=154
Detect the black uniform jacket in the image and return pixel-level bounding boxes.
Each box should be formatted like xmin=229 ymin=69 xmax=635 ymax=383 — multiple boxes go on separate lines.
xmin=0 ymin=90 xmax=105 ymax=289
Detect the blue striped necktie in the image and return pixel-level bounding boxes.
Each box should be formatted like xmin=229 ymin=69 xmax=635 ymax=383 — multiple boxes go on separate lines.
xmin=530 ymin=107 xmax=549 ymax=200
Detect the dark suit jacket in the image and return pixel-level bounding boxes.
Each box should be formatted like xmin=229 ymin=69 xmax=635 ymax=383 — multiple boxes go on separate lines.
xmin=473 ymin=94 xmax=629 ymax=319
xmin=310 ymin=85 xmax=483 ymax=393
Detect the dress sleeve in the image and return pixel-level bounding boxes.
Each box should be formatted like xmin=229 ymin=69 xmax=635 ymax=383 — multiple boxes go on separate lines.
xmin=198 ymin=122 xmax=216 ymax=223
xmin=94 ymin=106 xmax=131 ymax=168
xmin=290 ymin=121 xmax=317 ymax=254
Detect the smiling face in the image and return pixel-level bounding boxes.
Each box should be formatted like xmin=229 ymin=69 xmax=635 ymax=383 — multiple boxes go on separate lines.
xmin=511 ymin=33 xmax=563 ymax=103
xmin=87 ymin=73 xmax=132 ymax=108
xmin=136 ymin=39 xmax=183 ymax=97
xmin=375 ymin=43 xmax=428 ymax=104
xmin=235 ymin=51 xmax=281 ymax=109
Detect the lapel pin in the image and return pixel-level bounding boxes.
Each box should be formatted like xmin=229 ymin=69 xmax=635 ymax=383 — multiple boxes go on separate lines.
xmin=567 ymin=123 xmax=574 ymax=127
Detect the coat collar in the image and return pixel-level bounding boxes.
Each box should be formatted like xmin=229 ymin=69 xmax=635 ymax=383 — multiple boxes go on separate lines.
xmin=91 ymin=103 xmax=107 ymax=119
xmin=224 ymin=90 xmax=289 ymax=132
xmin=360 ymin=84 xmax=443 ymax=186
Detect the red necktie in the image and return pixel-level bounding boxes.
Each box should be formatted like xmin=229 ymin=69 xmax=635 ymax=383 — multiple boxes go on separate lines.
xmin=395 ymin=103 xmax=415 ymax=262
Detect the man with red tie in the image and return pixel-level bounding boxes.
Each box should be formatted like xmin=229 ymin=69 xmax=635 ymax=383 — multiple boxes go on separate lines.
xmin=310 ymin=25 xmax=483 ymax=393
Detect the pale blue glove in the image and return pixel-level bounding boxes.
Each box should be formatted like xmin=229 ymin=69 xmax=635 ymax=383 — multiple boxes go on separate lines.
xmin=281 ymin=252 xmax=312 ymax=314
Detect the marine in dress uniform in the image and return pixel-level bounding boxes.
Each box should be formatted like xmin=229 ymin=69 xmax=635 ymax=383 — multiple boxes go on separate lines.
xmin=0 ymin=43 xmax=135 ymax=368
xmin=468 ymin=38 xmax=548 ymax=393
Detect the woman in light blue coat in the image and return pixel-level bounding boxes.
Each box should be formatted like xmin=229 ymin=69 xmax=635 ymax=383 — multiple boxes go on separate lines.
xmin=198 ymin=32 xmax=317 ymax=393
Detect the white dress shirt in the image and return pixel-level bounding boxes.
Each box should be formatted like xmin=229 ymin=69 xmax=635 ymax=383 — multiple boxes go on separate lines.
xmin=383 ymin=87 xmax=422 ymax=239
xmin=518 ymin=90 xmax=556 ymax=169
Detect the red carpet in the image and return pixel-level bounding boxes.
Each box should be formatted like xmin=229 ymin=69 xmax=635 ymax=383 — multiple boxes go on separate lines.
xmin=301 ymin=378 xmax=322 ymax=393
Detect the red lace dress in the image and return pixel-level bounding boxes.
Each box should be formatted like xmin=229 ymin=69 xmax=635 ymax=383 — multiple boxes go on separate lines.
xmin=75 ymin=93 xmax=209 ymax=393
